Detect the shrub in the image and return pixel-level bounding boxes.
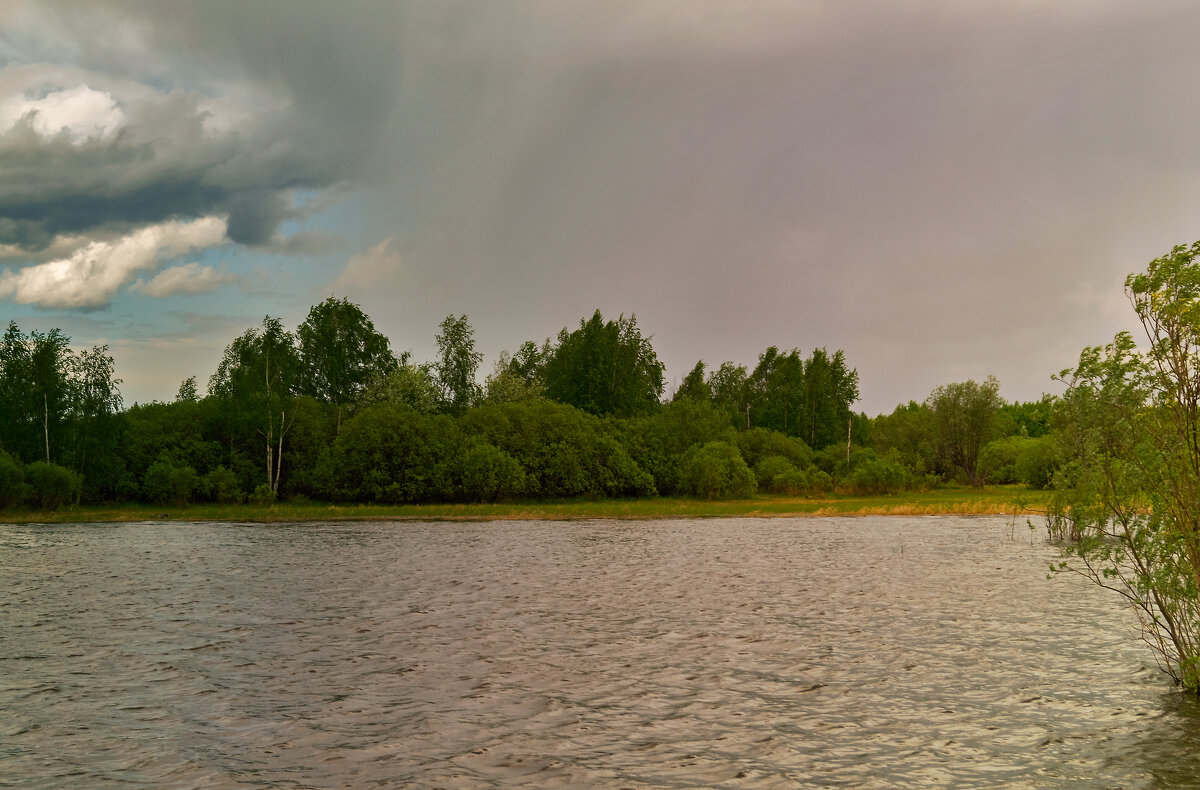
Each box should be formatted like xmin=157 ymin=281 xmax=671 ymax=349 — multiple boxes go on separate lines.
xmin=460 ymin=444 xmax=526 ymax=502
xmin=0 ymin=449 xmax=23 ymax=508
xmin=203 ymin=466 xmax=244 ymax=504
xmin=24 ymin=462 xmax=81 ymax=510
xmin=736 ymin=429 xmax=814 ymax=470
xmin=250 ymin=483 xmax=277 ymax=505
xmin=754 ymin=455 xmax=809 ymax=494
xmin=847 ymin=450 xmax=910 ymax=495
xmin=143 ymin=459 xmax=199 ymax=505
xmin=1016 ymin=435 xmax=1056 ymax=489
xmin=679 ymin=441 xmax=756 ymax=499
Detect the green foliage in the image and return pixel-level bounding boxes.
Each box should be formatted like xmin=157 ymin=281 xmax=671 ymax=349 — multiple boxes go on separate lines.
xmin=678 ymin=441 xmax=756 ymax=500
xmin=483 ymin=350 xmax=545 ymax=404
xmin=926 ymin=376 xmax=1004 ymax=487
xmin=435 ymin=314 xmax=483 ymax=414
xmin=674 ymin=360 xmax=711 ymax=403
xmin=735 ymin=428 xmax=814 ymax=470
xmin=618 ymin=399 xmax=734 ymax=495
xmin=0 ymin=449 xmax=24 ymax=507
xmin=847 ymin=449 xmax=910 ymax=495
xmin=365 ymin=361 xmax=441 ymax=414
xmin=1049 ymin=240 xmax=1200 ymax=689
xmin=320 ymin=404 xmax=463 ymax=503
xmin=461 ymin=399 xmax=654 ymax=498
xmin=871 ymin=401 xmax=939 ymax=478
xmin=203 ymin=466 xmax=243 ymax=504
xmin=297 ymin=296 xmax=397 ymax=426
xmin=1015 ymin=435 xmax=1056 ymax=489
xmin=209 ymin=315 xmax=302 ymax=495
xmin=143 ymin=459 xmax=200 ymax=506
xmin=24 ymin=461 xmax=80 ymax=510
xmin=542 ymin=310 xmax=664 ymax=418
xmin=459 ymin=444 xmax=526 ymax=502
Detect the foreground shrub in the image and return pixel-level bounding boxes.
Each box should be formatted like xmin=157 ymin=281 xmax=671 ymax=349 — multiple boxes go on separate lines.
xmin=24 ymin=462 xmax=81 ymax=510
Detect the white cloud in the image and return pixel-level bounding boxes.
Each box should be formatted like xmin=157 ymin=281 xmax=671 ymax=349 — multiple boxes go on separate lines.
xmin=0 ymin=216 xmax=227 ymax=309
xmin=333 ymin=236 xmax=404 ymax=293
xmin=0 ymin=84 xmax=125 ymax=143
xmin=130 ymin=261 xmax=239 ymax=298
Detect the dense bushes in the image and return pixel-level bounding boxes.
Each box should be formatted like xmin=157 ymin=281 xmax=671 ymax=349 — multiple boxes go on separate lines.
xmin=25 ymin=462 xmax=81 ymax=510
xmin=678 ymin=442 xmax=757 ymax=499
xmin=0 ymin=450 xmax=23 ymax=507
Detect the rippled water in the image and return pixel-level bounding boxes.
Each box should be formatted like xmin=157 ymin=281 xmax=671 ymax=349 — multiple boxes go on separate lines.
xmin=3 ymin=517 xmax=1200 ymax=788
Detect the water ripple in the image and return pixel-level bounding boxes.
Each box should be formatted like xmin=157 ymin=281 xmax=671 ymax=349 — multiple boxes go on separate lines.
xmin=2 ymin=516 xmax=1198 ymax=788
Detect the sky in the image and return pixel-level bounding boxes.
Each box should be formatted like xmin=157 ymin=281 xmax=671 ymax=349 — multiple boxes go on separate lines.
xmin=1 ymin=0 xmax=1198 ymax=415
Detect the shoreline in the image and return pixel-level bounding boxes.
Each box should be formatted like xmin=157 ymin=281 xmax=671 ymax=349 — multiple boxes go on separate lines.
xmin=0 ymin=486 xmax=1051 ymax=525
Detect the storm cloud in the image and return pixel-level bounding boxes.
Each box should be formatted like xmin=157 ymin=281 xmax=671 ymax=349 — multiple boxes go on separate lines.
xmin=0 ymin=1 xmax=400 ymax=251
xmin=4 ymin=1 xmax=1200 ymax=410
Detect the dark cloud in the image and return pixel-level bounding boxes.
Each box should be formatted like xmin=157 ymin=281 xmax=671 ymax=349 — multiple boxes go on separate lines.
xmin=0 ymin=0 xmax=401 ymax=249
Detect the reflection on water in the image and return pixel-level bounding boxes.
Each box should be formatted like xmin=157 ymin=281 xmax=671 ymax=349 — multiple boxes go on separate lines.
xmin=3 ymin=516 xmax=1200 ymax=788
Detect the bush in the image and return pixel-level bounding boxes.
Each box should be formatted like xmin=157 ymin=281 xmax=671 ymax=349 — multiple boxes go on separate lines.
xmin=0 ymin=449 xmax=23 ymax=508
xmin=847 ymin=450 xmax=910 ymax=495
xmin=754 ymin=455 xmax=810 ymax=494
xmin=736 ymin=429 xmax=814 ymax=470
xmin=1016 ymin=435 xmax=1056 ymax=489
xmin=24 ymin=462 xmax=81 ymax=510
xmin=250 ymin=483 xmax=277 ymax=505
xmin=203 ymin=466 xmax=244 ymax=504
xmin=679 ymin=441 xmax=756 ymax=499
xmin=143 ymin=459 xmax=199 ymax=505
xmin=979 ymin=436 xmax=1024 ymax=485
xmin=460 ymin=444 xmax=526 ymax=502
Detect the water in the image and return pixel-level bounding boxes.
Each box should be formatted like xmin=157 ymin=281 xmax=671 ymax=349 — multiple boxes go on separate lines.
xmin=3 ymin=516 xmax=1199 ymax=788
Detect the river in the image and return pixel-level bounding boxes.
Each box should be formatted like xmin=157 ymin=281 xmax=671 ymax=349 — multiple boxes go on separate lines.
xmin=3 ymin=516 xmax=1199 ymax=788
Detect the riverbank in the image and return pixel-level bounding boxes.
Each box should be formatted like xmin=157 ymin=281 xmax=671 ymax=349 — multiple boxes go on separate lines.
xmin=0 ymin=485 xmax=1051 ymax=524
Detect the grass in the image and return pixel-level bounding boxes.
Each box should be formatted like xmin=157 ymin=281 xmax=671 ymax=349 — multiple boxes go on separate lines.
xmin=0 ymin=485 xmax=1053 ymax=524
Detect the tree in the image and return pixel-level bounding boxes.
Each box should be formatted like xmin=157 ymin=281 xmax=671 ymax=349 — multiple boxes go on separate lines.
xmin=707 ymin=361 xmax=749 ymax=428
xmin=673 ymin=361 xmax=711 ymax=403
xmin=176 ymin=376 xmax=199 ymax=402
xmin=209 ymin=316 xmax=301 ymax=495
xmin=297 ymin=296 xmax=397 ymax=431
xmin=483 ymin=350 xmax=545 ymax=404
xmin=1050 ymin=241 xmax=1200 ymax=689
xmin=65 ymin=344 xmax=124 ymax=497
xmin=434 ymin=314 xmax=482 ymax=414
xmin=365 ymin=357 xmax=441 ymax=414
xmin=542 ymin=310 xmax=664 ymax=418
xmin=801 ymin=348 xmax=860 ymax=449
xmin=926 ymin=376 xmax=1003 ymax=486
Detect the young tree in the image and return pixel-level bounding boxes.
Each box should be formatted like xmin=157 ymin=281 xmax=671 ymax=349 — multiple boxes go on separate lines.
xmin=296 ymin=296 xmax=397 ymax=431
xmin=209 ymin=316 xmax=301 ymax=495
xmin=434 ymin=314 xmax=483 ymax=414
xmin=926 ymin=376 xmax=1003 ymax=486
xmin=483 ymin=350 xmax=545 ymax=404
xmin=1051 ymin=240 xmax=1200 ymax=689
xmin=673 ymin=360 xmax=711 ymax=403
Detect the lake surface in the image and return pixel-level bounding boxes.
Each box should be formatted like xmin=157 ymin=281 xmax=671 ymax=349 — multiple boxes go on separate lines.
xmin=3 ymin=516 xmax=1200 ymax=788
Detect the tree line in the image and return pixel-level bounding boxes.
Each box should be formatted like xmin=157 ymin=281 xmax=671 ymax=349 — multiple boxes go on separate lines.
xmin=0 ymin=298 xmax=1057 ymax=512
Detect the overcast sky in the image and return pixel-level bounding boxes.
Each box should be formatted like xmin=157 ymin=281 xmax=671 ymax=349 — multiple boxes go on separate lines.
xmin=2 ymin=0 xmax=1198 ymax=414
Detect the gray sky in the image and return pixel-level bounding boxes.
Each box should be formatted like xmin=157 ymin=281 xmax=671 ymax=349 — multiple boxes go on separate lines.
xmin=1 ymin=0 xmax=1197 ymax=414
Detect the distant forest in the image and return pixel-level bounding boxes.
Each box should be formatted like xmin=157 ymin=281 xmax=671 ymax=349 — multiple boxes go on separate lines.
xmin=0 ymin=298 xmax=1054 ymax=509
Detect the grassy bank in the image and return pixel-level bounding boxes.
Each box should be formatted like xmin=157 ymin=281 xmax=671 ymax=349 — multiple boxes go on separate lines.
xmin=0 ymin=485 xmax=1052 ymax=524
